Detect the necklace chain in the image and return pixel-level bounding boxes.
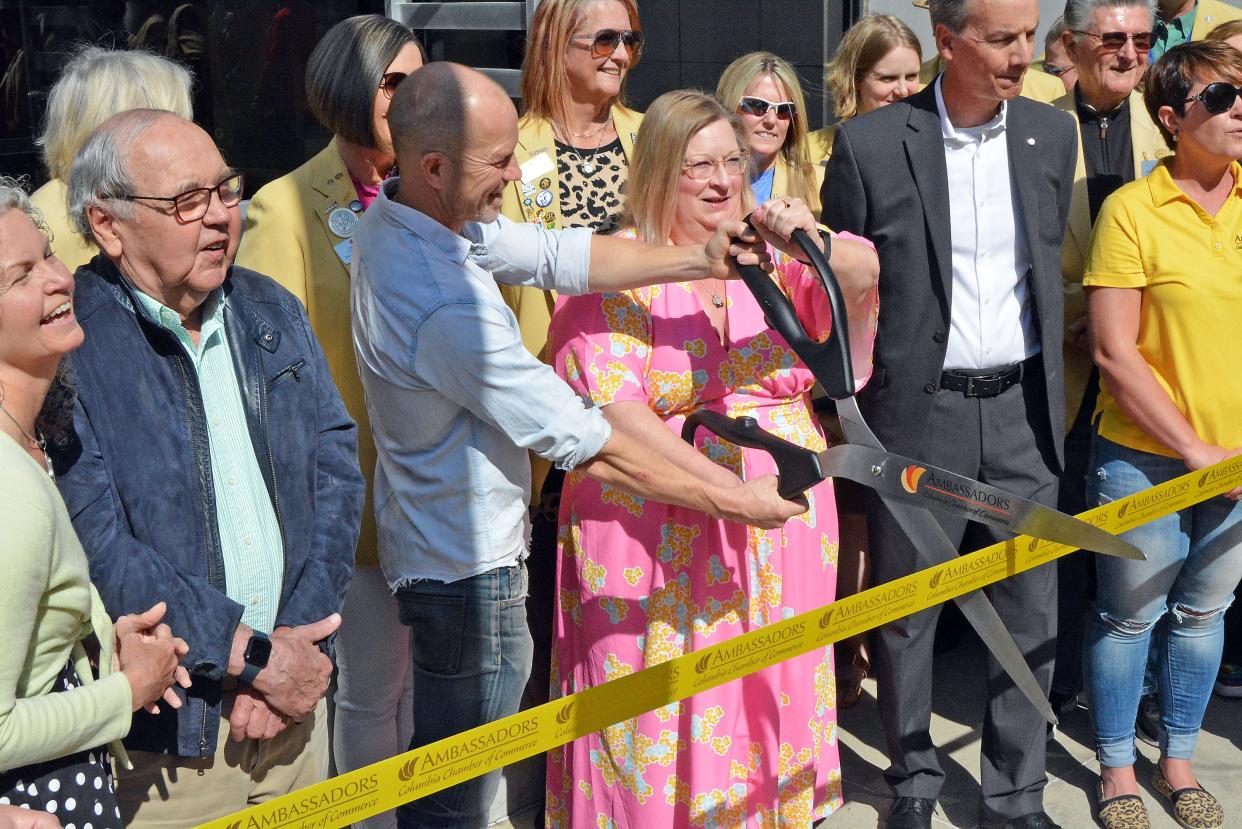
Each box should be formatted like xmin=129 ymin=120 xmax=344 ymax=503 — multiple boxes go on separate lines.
xmin=553 ymin=116 xmax=614 ymax=175
xmin=0 ymin=403 xmax=52 ymax=477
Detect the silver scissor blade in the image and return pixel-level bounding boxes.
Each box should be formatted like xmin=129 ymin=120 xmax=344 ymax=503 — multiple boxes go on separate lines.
xmin=824 ymin=444 xmax=1144 ymax=560
xmin=876 ymin=492 xmax=1057 ymax=724
xmin=832 ymin=397 xmax=1055 ymax=723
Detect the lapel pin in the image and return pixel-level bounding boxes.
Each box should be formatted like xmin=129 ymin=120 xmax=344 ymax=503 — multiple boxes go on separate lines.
xmin=1027 ymin=137 xmax=1036 ymax=145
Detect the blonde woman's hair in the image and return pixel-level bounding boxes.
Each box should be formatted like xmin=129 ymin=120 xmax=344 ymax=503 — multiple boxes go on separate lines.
xmin=715 ymin=51 xmax=820 ymax=213
xmin=1204 ymin=18 xmax=1242 ymax=46
xmin=624 ymin=90 xmax=754 ymax=245
xmin=520 ymin=0 xmax=641 ymax=125
xmin=825 ymin=15 xmax=922 ymax=120
xmin=38 ymin=46 xmax=193 ymax=182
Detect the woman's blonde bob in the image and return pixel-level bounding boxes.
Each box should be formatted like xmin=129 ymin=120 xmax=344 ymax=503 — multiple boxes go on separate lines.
xmin=38 ymin=46 xmax=193 ymax=183
xmin=519 ymin=0 xmax=641 ymax=125
xmin=624 ymin=90 xmax=753 ymax=245
xmin=715 ymin=52 xmax=820 ymax=213
xmin=825 ymin=15 xmax=922 ymax=120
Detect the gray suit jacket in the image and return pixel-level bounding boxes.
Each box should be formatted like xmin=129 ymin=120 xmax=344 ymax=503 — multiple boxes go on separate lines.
xmin=821 ymin=84 xmax=1078 ymax=469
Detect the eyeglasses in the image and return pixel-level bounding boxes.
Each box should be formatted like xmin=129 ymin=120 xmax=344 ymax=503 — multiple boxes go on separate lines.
xmin=1043 ymin=63 xmax=1072 ymax=77
xmin=571 ymin=29 xmax=644 ymax=59
xmin=379 ymin=72 xmax=407 ymax=99
xmin=1184 ymin=81 xmax=1242 ymax=114
xmin=119 ymin=173 xmax=245 ymax=223
xmin=1071 ymin=29 xmax=1154 ymax=52
xmin=681 ymin=153 xmax=749 ymax=180
xmin=737 ymin=96 xmax=797 ymax=119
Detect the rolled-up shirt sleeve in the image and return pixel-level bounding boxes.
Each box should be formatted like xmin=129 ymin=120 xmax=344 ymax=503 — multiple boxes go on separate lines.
xmin=412 ymin=300 xmax=610 ymax=470
xmin=466 ymin=215 xmax=593 ymax=295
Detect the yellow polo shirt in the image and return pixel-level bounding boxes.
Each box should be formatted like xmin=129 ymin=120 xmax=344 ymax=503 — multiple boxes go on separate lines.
xmin=1083 ymin=158 xmax=1242 ymax=457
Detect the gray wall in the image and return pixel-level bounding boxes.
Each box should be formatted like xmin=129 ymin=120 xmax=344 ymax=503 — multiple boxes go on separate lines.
xmin=625 ymin=0 xmax=849 ymax=130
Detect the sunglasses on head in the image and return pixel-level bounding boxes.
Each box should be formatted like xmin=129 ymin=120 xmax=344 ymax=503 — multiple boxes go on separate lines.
xmin=379 ymin=71 xmax=407 ymax=99
xmin=572 ymin=28 xmax=644 ymax=58
xmin=1072 ymin=29 xmax=1154 ymax=52
xmin=737 ymin=96 xmax=797 ymax=119
xmin=1184 ymin=81 xmax=1242 ymax=114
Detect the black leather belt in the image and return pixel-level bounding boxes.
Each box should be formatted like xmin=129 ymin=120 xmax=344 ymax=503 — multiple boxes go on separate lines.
xmin=940 ymin=361 xmax=1024 ymax=398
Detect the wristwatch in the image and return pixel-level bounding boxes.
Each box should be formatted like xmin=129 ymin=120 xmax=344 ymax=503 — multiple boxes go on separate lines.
xmin=239 ymin=630 xmax=272 ymax=684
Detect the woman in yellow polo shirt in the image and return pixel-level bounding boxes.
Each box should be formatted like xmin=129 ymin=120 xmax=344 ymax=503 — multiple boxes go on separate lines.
xmin=1084 ymin=42 xmax=1242 ymax=829
xmin=234 ymin=17 xmax=423 ymax=829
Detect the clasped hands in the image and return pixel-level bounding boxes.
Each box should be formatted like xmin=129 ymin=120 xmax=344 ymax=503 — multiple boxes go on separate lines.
xmin=227 ymin=614 xmax=341 ymax=742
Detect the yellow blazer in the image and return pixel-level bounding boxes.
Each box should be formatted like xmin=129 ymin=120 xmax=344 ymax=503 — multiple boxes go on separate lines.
xmin=1054 ymin=89 xmax=1171 ymax=427
xmin=498 ymin=104 xmax=643 ymax=359
xmin=497 ymin=105 xmax=641 ymax=500
xmin=920 ymin=57 xmax=1066 ymax=104
xmin=809 ymin=124 xmax=837 ymax=168
xmin=769 ymin=152 xmax=825 ymax=214
xmin=1193 ymin=0 xmax=1242 ymax=39
xmin=30 ymin=178 xmax=98 ymax=272
xmin=234 ymin=140 xmax=379 ymax=567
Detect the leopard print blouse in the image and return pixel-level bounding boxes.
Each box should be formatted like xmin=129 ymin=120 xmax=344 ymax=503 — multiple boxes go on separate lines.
xmin=555 ymin=137 xmax=628 ymax=235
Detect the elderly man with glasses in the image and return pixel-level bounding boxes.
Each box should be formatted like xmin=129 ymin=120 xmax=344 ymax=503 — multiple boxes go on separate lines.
xmin=1049 ymin=0 xmax=1171 ymax=728
xmin=52 ymin=109 xmax=365 ymax=828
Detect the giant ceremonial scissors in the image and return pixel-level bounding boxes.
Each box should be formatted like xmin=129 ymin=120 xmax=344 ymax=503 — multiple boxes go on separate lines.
xmin=682 ymin=224 xmax=1142 ymax=723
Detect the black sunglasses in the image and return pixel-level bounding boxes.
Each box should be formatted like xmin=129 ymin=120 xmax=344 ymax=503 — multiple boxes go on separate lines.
xmin=1072 ymin=29 xmax=1154 ymax=51
xmin=737 ymin=96 xmax=797 ymax=119
xmin=1043 ymin=63 xmax=1072 ymax=77
xmin=572 ymin=29 xmax=644 ymax=58
xmin=379 ymin=72 xmax=407 ymax=99
xmin=1184 ymin=81 xmax=1242 ymax=115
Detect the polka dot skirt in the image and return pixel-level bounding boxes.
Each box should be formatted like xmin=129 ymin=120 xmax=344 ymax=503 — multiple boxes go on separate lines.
xmin=0 ymin=659 xmax=122 ymax=829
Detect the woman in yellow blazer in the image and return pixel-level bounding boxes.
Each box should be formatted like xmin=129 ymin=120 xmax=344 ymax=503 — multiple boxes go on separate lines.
xmin=29 ymin=46 xmax=192 ymax=272
xmin=233 ymin=17 xmax=422 ymax=829
xmin=499 ymin=0 xmax=644 ymax=364
xmin=810 ymin=15 xmax=922 ymax=171
xmin=717 ymin=52 xmax=824 ymax=213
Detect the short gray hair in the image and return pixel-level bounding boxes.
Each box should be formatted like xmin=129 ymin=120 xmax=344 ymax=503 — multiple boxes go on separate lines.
xmin=1064 ymin=0 xmax=1156 ymax=36
xmin=305 ymin=15 xmax=420 ymax=147
xmin=66 ymin=108 xmax=169 ymax=242
xmin=0 ymin=175 xmax=42 ymax=228
xmin=929 ymin=0 xmax=974 ymax=34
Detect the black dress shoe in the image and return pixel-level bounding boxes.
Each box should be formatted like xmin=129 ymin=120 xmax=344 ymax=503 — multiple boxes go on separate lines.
xmin=979 ymin=810 xmax=1063 ymax=829
xmin=887 ymin=796 xmax=936 ymax=829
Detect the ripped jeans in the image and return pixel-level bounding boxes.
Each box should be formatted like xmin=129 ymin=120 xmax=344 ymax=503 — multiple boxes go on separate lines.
xmin=1086 ymin=437 xmax=1242 ymax=767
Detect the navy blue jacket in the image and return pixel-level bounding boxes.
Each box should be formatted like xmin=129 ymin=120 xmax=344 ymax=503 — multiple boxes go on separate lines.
xmin=53 ymin=256 xmax=364 ymax=757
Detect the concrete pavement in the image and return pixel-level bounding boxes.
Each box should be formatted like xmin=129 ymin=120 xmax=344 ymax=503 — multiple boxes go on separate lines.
xmin=825 ymin=633 xmax=1242 ymax=828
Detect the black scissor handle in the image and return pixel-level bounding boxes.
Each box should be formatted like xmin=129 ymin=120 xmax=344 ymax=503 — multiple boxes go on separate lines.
xmin=736 ymin=217 xmax=855 ymax=400
xmin=680 ymin=410 xmax=823 ymax=500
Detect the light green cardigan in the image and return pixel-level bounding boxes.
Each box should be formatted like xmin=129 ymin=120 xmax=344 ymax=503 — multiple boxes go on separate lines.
xmin=0 ymin=434 xmax=131 ymax=772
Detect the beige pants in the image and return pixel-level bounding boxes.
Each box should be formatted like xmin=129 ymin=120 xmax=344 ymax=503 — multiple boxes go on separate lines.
xmin=117 ymin=697 xmax=328 ymax=828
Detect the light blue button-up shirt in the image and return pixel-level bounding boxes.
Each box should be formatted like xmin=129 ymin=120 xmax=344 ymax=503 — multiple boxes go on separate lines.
xmin=132 ymin=289 xmax=284 ymax=632
xmin=352 ymin=179 xmax=611 ymax=586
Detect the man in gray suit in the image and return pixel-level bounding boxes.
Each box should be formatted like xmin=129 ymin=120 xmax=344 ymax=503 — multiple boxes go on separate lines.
xmin=821 ymin=0 xmax=1077 ymax=827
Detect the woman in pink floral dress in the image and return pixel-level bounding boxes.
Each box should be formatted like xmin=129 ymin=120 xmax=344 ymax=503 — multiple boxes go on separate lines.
xmin=545 ymin=90 xmax=879 ymax=828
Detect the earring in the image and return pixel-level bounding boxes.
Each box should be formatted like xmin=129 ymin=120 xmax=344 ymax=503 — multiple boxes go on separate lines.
xmin=1173 ymin=130 xmax=1179 ymax=144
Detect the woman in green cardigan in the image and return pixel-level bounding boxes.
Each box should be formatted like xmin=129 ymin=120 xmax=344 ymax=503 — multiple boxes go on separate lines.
xmin=0 ymin=179 xmax=189 ymax=827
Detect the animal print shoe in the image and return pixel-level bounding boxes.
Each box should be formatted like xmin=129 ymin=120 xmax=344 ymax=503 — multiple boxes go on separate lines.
xmin=1096 ymin=785 xmax=1150 ymax=829
xmin=1151 ymin=767 xmax=1224 ymax=829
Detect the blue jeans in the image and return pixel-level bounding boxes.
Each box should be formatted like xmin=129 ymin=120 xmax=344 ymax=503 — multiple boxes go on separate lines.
xmin=394 ymin=562 xmax=533 ymax=829
xmin=1085 ymin=437 xmax=1242 ymax=767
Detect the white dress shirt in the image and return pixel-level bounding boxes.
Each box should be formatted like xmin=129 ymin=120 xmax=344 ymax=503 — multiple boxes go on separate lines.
xmin=936 ymin=78 xmax=1040 ymax=370
xmin=352 ymin=180 xmax=611 ymax=585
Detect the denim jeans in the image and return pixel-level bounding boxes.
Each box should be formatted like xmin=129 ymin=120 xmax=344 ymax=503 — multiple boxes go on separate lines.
xmin=1085 ymin=437 xmax=1242 ymax=767
xmin=394 ymin=562 xmax=533 ymax=829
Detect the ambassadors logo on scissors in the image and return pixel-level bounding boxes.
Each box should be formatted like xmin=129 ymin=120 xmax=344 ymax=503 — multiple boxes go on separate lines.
xmin=901 ymin=465 xmax=1011 ymax=515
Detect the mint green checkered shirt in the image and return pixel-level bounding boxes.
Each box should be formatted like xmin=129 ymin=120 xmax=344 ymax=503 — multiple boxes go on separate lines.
xmin=133 ymin=289 xmax=284 ymax=633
